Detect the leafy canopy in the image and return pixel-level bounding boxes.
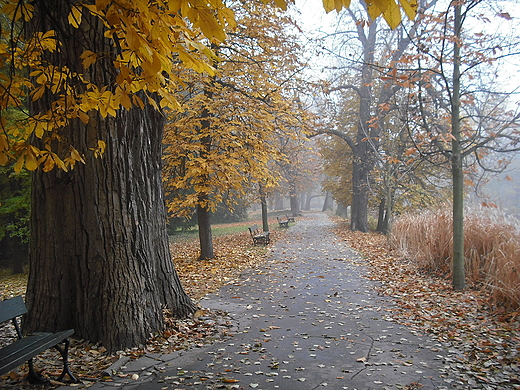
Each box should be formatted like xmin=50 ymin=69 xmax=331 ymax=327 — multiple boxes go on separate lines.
xmin=0 ymin=0 xmax=416 ymax=173
xmin=163 ymin=1 xmax=309 ymax=217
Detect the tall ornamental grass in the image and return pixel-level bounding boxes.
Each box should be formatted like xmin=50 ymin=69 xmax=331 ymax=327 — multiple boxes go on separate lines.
xmin=389 ymin=206 xmax=520 ymax=310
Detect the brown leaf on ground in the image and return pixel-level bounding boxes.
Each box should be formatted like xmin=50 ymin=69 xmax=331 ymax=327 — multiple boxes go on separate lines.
xmin=0 ymin=221 xmax=286 ymax=388
xmin=332 ymin=217 xmax=520 ymax=389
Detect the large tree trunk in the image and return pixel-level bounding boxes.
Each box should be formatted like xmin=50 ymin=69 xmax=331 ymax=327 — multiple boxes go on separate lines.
xmin=26 ymin=105 xmax=196 ymax=351
xmin=24 ymin=0 xmax=195 ymax=352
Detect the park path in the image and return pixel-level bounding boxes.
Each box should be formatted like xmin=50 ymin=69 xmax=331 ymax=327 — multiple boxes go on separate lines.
xmin=66 ymin=212 xmax=459 ymax=390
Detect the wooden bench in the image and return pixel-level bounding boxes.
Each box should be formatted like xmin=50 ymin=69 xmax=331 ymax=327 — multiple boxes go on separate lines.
xmin=285 ymin=214 xmax=295 ymax=223
xmin=0 ymin=296 xmax=77 ymax=384
xmin=248 ymin=225 xmax=270 ymax=245
xmin=276 ymin=216 xmax=289 ymax=228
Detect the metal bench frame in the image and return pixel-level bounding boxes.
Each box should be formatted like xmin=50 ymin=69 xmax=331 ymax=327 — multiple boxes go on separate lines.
xmin=0 ymin=296 xmax=77 ymax=384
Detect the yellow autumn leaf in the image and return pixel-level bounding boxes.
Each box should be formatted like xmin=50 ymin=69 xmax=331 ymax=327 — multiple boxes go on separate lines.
xmin=178 ymin=51 xmax=205 ymax=74
xmin=272 ymin=0 xmax=288 ymax=11
xmin=322 ymin=0 xmax=336 ymax=13
xmin=399 ymin=0 xmax=417 ymax=20
xmin=4 ymin=1 xmax=34 ymax=21
xmin=366 ymin=0 xmax=385 ymax=20
xmin=145 ymin=52 xmax=162 ymax=77
xmin=95 ymin=0 xmax=111 ymax=11
xmin=33 ymin=120 xmax=46 ymax=138
xmin=39 ymin=30 xmax=58 ymax=52
xmin=80 ymin=50 xmax=98 ymax=69
xmin=0 ymin=133 xmax=7 ymax=150
xmin=218 ymin=7 xmax=236 ymax=29
xmin=13 ymin=153 xmax=24 ymax=173
xmin=90 ymin=140 xmax=107 ymax=158
xmin=70 ymin=147 xmax=85 ymax=164
xmin=192 ymin=8 xmax=227 ymax=42
xmin=21 ymin=2 xmax=34 ymax=21
xmin=26 ymin=146 xmax=40 ymax=170
xmin=147 ymin=94 xmax=160 ymax=111
xmin=78 ymin=110 xmax=90 ymax=124
xmin=119 ymin=91 xmax=132 ymax=110
xmin=381 ymin=0 xmax=401 ymax=29
xmin=42 ymin=154 xmax=55 ymax=172
xmin=323 ymin=0 xmax=351 ymax=13
xmin=54 ymin=154 xmax=67 ymax=171
xmin=31 ymin=85 xmax=46 ymax=101
xmin=132 ymin=95 xmax=145 ymax=110
xmin=68 ymin=5 xmax=83 ymax=28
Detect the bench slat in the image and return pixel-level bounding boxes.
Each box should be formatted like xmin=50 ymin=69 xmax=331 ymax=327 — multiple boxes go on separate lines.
xmin=0 ymin=296 xmax=27 ymax=324
xmin=0 ymin=330 xmax=74 ymax=376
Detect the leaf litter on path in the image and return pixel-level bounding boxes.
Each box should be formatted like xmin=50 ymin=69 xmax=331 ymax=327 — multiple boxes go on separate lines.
xmin=0 ymin=226 xmax=286 ymax=389
xmin=332 ymin=217 xmax=520 ymax=389
xmin=2 ymin=215 xmax=519 ymax=389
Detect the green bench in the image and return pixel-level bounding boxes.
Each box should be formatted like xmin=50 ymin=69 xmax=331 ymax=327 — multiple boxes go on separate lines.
xmin=0 ymin=296 xmax=77 ymax=384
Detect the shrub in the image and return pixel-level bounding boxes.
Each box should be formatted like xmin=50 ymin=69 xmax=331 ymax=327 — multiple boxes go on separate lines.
xmin=389 ymin=206 xmax=520 ymax=310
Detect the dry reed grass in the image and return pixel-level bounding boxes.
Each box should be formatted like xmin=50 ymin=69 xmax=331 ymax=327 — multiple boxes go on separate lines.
xmin=389 ymin=206 xmax=520 ymax=310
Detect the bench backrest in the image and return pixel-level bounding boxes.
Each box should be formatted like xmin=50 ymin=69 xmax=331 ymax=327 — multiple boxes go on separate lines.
xmin=248 ymin=225 xmax=259 ymax=235
xmin=0 ymin=296 xmax=27 ymax=324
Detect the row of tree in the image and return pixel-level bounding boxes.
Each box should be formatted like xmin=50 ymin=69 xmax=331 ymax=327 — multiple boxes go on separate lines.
xmin=7 ymin=0 xmax=514 ymax=353
xmin=1 ymin=0 xmax=418 ymax=351
xmin=313 ymin=0 xmax=520 ymax=289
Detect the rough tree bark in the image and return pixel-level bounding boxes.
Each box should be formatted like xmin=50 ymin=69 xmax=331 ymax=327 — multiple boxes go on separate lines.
xmin=24 ymin=0 xmax=196 ymax=352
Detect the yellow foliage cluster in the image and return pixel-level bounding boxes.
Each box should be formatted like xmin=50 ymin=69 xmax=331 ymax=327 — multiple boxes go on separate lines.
xmin=0 ymin=0 xmax=416 ymax=173
xmin=322 ymin=0 xmax=417 ymax=28
xmin=163 ymin=2 xmax=310 ymax=217
xmin=0 ymin=0 xmax=237 ymax=172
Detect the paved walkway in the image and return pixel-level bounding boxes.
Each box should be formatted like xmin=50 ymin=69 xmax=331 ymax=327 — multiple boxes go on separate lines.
xmin=64 ymin=213 xmax=458 ymax=389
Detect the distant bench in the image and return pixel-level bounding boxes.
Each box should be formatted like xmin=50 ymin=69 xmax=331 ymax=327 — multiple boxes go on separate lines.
xmin=276 ymin=216 xmax=289 ymax=228
xmin=286 ymin=214 xmax=295 ymax=223
xmin=0 ymin=296 xmax=77 ymax=384
xmin=248 ymin=225 xmax=270 ymax=246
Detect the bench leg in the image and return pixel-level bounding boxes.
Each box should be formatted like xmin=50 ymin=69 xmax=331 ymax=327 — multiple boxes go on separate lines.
xmin=55 ymin=339 xmax=78 ymax=383
xmin=27 ymin=359 xmax=47 ymax=384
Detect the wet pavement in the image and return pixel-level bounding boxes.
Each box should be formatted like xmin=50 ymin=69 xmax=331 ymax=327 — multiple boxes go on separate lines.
xmin=62 ymin=213 xmax=460 ymax=389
